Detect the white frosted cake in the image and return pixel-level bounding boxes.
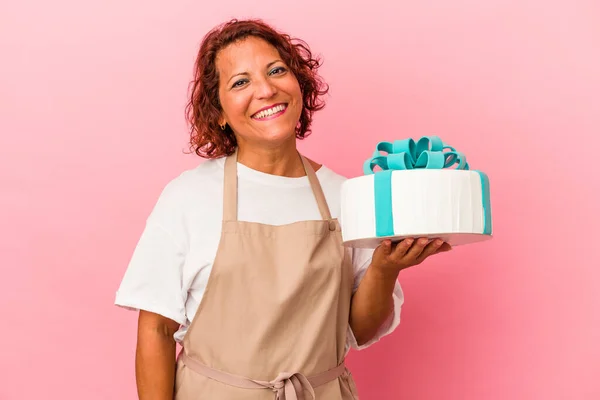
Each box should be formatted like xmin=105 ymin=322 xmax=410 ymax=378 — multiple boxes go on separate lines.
xmin=340 ymin=136 xmax=492 ymax=248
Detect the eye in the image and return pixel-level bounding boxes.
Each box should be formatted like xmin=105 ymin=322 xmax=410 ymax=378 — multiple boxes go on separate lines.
xmin=269 ymin=66 xmax=286 ymax=75
xmin=232 ymin=79 xmax=248 ymax=88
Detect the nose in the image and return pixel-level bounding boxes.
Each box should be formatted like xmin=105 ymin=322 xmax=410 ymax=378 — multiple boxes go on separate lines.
xmin=254 ymin=77 xmax=277 ymax=99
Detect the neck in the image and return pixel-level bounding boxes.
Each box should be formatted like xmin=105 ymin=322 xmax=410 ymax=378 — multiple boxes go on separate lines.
xmin=235 ymin=137 xmax=307 ymax=177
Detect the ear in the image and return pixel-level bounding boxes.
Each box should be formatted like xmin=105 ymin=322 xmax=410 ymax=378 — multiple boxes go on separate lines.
xmin=218 ymin=111 xmax=227 ymax=128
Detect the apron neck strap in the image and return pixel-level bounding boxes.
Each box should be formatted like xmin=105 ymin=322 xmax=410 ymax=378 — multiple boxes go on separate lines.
xmin=222 ymin=148 xmax=332 ymax=221
xmin=299 ymin=153 xmax=332 ymax=221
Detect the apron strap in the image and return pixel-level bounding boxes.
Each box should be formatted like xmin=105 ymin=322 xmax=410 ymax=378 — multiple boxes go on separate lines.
xmin=222 ymin=149 xmax=333 ymax=222
xmin=223 ymin=149 xmax=239 ymax=221
xmin=299 ymin=155 xmax=332 ymax=221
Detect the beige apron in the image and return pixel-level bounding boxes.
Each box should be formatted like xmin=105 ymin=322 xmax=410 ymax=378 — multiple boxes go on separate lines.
xmin=174 ymin=150 xmax=360 ymax=399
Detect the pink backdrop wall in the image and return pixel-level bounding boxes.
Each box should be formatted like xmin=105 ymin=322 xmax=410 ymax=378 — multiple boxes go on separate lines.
xmin=1 ymin=1 xmax=599 ymax=399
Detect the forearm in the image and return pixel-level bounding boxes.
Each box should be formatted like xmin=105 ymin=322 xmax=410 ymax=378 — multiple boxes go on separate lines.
xmin=136 ymin=325 xmax=177 ymax=400
xmin=349 ymin=264 xmax=399 ymax=346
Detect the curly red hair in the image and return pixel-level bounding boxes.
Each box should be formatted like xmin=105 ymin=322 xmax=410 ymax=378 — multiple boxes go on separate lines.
xmin=185 ymin=19 xmax=330 ymax=159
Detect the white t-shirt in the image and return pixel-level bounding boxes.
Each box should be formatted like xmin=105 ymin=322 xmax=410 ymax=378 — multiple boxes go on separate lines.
xmin=114 ymin=156 xmax=404 ymax=354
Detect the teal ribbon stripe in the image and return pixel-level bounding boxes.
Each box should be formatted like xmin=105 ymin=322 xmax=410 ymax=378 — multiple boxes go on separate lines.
xmin=362 ymin=136 xmax=492 ymax=237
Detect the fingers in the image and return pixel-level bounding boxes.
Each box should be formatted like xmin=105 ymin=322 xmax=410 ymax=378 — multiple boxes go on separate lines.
xmin=374 ymin=239 xmax=394 ymax=258
xmin=415 ymin=238 xmax=446 ymax=264
xmin=436 ymin=242 xmax=452 ymax=253
xmin=402 ymin=237 xmax=430 ymax=261
xmin=395 ymin=238 xmax=450 ymax=265
xmin=375 ymin=237 xmax=451 ymax=271
xmin=389 ymin=238 xmax=414 ymax=259
xmin=372 ymin=239 xmax=396 ymax=268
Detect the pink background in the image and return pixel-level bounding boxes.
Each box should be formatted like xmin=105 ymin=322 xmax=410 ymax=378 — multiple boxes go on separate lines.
xmin=1 ymin=1 xmax=599 ymax=399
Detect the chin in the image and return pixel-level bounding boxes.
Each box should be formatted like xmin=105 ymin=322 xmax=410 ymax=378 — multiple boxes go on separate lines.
xmin=251 ymin=120 xmax=297 ymax=142
xmin=262 ymin=130 xmax=297 ymax=146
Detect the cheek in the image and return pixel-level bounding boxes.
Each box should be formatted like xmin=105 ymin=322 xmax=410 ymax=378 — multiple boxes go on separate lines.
xmin=223 ymin=96 xmax=250 ymax=120
xmin=293 ymin=85 xmax=303 ymax=110
xmin=293 ymin=87 xmax=303 ymax=113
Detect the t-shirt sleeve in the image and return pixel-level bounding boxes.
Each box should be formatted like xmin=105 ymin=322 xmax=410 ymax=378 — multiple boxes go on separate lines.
xmin=346 ymin=246 xmax=404 ymax=351
xmin=114 ymin=180 xmax=189 ymax=326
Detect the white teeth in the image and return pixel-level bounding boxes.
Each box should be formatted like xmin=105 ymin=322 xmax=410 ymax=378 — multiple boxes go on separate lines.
xmin=253 ymin=104 xmax=286 ymax=119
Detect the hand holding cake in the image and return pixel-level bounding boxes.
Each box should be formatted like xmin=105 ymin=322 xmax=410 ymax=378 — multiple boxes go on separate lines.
xmin=372 ymin=237 xmax=452 ymax=275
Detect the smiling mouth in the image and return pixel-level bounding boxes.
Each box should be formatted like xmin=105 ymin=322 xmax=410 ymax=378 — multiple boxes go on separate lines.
xmin=251 ymin=103 xmax=288 ymax=120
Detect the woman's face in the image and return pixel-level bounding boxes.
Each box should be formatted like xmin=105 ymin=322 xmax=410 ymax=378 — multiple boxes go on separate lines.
xmin=216 ymin=36 xmax=303 ymax=149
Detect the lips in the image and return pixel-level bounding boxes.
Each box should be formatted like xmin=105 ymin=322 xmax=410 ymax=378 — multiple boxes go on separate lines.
xmin=251 ymin=103 xmax=288 ymax=120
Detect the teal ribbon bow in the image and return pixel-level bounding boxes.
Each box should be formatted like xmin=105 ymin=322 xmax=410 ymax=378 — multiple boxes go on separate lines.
xmin=363 ymin=136 xmax=468 ymax=174
xmin=362 ymin=136 xmax=491 ymax=237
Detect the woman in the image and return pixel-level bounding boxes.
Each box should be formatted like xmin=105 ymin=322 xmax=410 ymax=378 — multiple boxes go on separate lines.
xmin=115 ymin=18 xmax=451 ymax=399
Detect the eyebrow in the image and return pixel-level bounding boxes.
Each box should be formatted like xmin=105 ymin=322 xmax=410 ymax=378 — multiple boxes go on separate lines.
xmin=227 ymin=60 xmax=283 ymax=84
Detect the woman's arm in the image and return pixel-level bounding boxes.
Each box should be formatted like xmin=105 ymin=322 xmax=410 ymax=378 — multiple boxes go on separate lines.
xmin=349 ymin=238 xmax=451 ymax=346
xmin=349 ymin=261 xmax=398 ymax=346
xmin=136 ymin=310 xmax=181 ymax=400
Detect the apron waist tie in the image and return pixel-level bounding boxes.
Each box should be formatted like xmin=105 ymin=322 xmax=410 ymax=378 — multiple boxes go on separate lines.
xmin=180 ymin=352 xmax=346 ymax=400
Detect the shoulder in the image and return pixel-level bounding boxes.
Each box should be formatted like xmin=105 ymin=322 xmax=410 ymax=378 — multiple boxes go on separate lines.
xmin=310 ymin=157 xmax=348 ymax=187
xmin=315 ymin=164 xmax=347 ymax=191
xmin=165 ymin=157 xmax=224 ymax=190
xmin=146 ymin=158 xmax=226 ymax=223
xmin=161 ymin=158 xmax=225 ymax=197
xmin=310 ymin=161 xmax=350 ymax=218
